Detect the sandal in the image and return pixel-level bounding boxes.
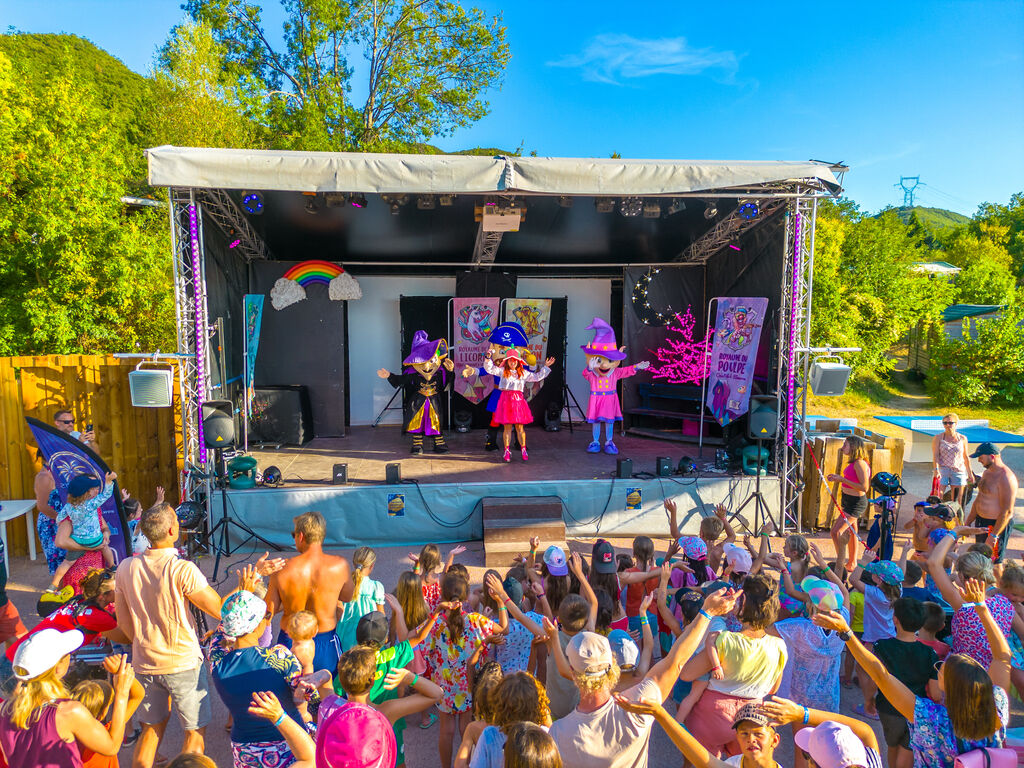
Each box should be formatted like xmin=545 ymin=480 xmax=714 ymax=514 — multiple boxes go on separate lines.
xmin=853 ymin=704 xmax=879 ymax=721
xmin=420 ymin=712 xmax=438 ymax=729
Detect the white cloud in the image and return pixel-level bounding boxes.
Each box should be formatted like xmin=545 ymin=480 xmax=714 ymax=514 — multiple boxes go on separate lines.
xmin=547 ymin=34 xmax=739 ymax=86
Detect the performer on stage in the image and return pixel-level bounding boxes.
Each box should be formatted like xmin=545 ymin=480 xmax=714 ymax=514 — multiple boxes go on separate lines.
xmin=461 ymin=322 xmax=535 ymax=451
xmin=377 ymin=330 xmax=454 ymax=454
xmin=482 ymin=350 xmax=554 ymax=462
xmin=580 ymin=317 xmax=649 ymax=455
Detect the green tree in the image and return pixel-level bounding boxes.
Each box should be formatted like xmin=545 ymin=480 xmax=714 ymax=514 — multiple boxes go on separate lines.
xmin=975 ymin=193 xmax=1024 ymax=281
xmin=0 ymin=49 xmax=174 ymax=355
xmin=941 ymin=228 xmax=1013 ymax=270
xmin=181 ymin=0 xmax=510 ymax=151
xmin=954 ymin=260 xmax=1016 ymax=306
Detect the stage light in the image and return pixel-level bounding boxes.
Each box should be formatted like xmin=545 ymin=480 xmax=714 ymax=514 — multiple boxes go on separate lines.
xmin=453 ymin=410 xmax=473 ymax=433
xmin=305 ymin=197 xmax=319 ymax=215
xmin=175 ymin=501 xmax=206 ymax=530
xmin=417 ymin=195 xmax=436 ymax=210
xmin=439 ymin=194 xmax=455 ymax=206
xmin=241 ymin=191 xmax=264 ymax=215
xmin=559 ymin=196 xmax=573 ymax=208
xmin=349 ymin=193 xmax=368 ymax=208
xmin=703 ymin=202 xmax=718 ymax=220
xmin=666 ymin=199 xmax=686 ymax=216
xmin=643 ymin=201 xmax=661 ymax=219
xmin=728 ymin=243 xmax=741 ymax=251
xmin=677 ymin=456 xmax=697 ymax=474
xmin=325 ymin=192 xmax=347 ymax=208
xmin=261 ymin=465 xmax=282 ymax=487
xmin=738 ymin=201 xmax=759 ymax=220
xmin=390 ymin=203 xmax=400 ymax=215
xmin=228 ymin=239 xmax=241 ymax=249
xmin=620 ymin=197 xmax=642 ymax=217
xmin=595 ymin=197 xmax=615 ymax=213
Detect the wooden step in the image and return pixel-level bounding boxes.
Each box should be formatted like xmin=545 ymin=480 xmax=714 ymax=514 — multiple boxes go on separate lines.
xmin=481 ymin=496 xmax=563 ymax=522
xmin=483 ymin=541 xmax=567 ymax=568
xmin=483 ymin=520 xmax=566 ymax=545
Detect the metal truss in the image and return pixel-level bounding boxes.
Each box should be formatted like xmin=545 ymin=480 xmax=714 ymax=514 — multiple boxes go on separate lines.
xmin=195 ymin=188 xmax=270 ymax=262
xmin=169 ymin=189 xmax=212 ymax=500
xmin=775 ymin=193 xmax=819 ymax=532
xmin=471 ymin=224 xmax=504 ymax=271
xmin=675 ymin=199 xmax=787 ymax=263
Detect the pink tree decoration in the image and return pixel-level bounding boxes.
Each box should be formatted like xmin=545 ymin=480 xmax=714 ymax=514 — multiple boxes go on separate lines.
xmin=647 ymin=306 xmax=713 ymax=384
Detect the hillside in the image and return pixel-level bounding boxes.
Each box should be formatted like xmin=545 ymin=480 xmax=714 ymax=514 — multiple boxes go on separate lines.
xmin=894 ymin=206 xmax=970 ymax=231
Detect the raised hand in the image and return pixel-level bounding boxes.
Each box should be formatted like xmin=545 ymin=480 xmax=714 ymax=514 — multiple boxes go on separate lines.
xmin=541 ymin=615 xmax=558 ymax=640
xmin=702 ymin=587 xmax=738 ymax=616
xmin=811 ymin=609 xmax=851 ymax=634
xmin=120 ymin=488 xmax=131 ymax=502
xmin=959 ymin=577 xmax=987 ymax=605
xmin=102 ymin=653 xmax=127 ymax=676
xmin=665 ymin=537 xmax=681 ymax=562
xmin=660 ymin=560 xmax=672 ymax=586
xmin=530 ymin=581 xmax=545 ymax=598
xmin=714 ymin=503 xmax=728 ymax=520
xmin=383 ymin=593 xmax=400 ymax=613
xmin=111 ymin=655 xmax=135 ymax=699
xmin=544 ymin=357 xmax=556 ymax=367
xmin=154 ymin=485 xmax=165 ymax=504
xmin=761 ymin=695 xmax=803 ymax=726
xmin=461 ymin=365 xmax=475 ymax=379
xmin=255 ymin=551 xmax=286 ymax=577
xmin=436 ymin=600 xmax=462 ymax=613
xmin=408 ymin=552 xmax=420 ymax=565
xmin=639 ymin=593 xmax=654 ymax=615
xmin=485 ymin=572 xmax=507 ymax=602
xmin=448 ymin=545 xmax=467 ymax=558
xmin=377 ymin=368 xmax=391 ymax=379
xmin=664 ymin=498 xmax=678 ymax=516
xmin=530 ymin=536 xmax=540 ymax=551
xmin=568 ymin=551 xmax=584 ymax=577
xmin=612 ymin=693 xmax=664 ymax=717
xmin=442 ymin=357 xmax=455 ymax=371
xmin=809 ymin=542 xmax=826 ymax=567
xmin=237 ymin=563 xmax=260 ymax=593
xmin=105 ymin=471 xmax=117 ymax=484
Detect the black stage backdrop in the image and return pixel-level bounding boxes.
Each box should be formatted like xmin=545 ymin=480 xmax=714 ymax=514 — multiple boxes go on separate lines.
xmin=251 ymin=262 xmax=348 ymax=437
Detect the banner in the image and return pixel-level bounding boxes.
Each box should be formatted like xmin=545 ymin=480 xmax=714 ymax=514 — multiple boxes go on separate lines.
xmin=506 ymin=298 xmax=552 ymax=400
xmin=705 ymin=297 xmax=769 ymax=426
xmin=26 ymin=417 xmax=131 ymax=562
xmin=243 ymin=294 xmax=264 ymax=411
xmin=452 ymin=297 xmax=499 ymax=404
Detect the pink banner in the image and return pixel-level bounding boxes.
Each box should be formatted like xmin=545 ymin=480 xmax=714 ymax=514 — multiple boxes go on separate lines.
xmin=705 ymin=297 xmax=768 ymax=426
xmin=453 ymin=298 xmax=499 ymax=404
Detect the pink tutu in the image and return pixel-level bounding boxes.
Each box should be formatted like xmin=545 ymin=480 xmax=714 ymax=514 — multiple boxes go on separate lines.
xmin=493 ymin=390 xmax=533 ymax=425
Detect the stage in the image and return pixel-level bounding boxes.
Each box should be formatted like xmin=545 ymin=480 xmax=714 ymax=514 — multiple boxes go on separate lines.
xmin=218 ymin=425 xmax=780 ymax=548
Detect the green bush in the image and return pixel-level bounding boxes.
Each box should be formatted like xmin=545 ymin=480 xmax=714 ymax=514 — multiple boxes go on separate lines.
xmin=926 ymin=298 xmax=1024 ymax=406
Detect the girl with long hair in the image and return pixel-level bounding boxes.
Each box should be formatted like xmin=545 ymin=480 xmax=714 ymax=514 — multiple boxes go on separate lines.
xmin=482 ymin=350 xmax=555 ymax=462
xmin=336 ymin=546 xmax=385 ymax=651
xmin=827 ymin=435 xmax=871 ymax=571
xmin=412 ymin=543 xmax=467 ymax=611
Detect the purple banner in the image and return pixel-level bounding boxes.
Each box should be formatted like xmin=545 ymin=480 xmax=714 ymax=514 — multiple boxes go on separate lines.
xmin=705 ymin=297 xmax=768 ymax=426
xmin=26 ymin=417 xmax=130 ymax=562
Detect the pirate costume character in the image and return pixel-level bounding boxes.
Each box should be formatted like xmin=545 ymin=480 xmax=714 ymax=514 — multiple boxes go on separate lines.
xmin=471 ymin=322 xmax=534 ymax=451
xmin=580 ymin=317 xmax=649 ymax=455
xmin=378 ymin=330 xmax=454 ymax=454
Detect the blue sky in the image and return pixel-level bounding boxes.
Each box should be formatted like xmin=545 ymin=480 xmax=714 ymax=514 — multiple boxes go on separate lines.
xmin=3 ymin=0 xmax=1022 ymax=215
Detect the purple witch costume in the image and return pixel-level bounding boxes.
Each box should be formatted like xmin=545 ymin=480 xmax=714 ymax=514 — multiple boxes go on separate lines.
xmin=384 ymin=330 xmax=452 ymax=454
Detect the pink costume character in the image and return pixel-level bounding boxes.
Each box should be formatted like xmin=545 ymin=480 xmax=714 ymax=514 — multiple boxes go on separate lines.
xmin=580 ymin=318 xmax=649 ymax=455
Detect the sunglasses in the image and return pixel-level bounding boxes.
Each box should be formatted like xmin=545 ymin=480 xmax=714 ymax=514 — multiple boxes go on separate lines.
xmin=942 ymin=421 xmax=955 ymax=425
xmin=57 ymin=419 xmax=75 ymax=425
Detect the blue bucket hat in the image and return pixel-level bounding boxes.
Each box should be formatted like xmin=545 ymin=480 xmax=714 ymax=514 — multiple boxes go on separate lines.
xmin=865 ymin=560 xmax=903 ymax=586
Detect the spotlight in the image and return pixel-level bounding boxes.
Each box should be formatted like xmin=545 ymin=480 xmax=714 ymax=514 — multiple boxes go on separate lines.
xmin=453 ymin=410 xmax=473 ymax=434
xmin=620 ymin=197 xmax=642 ymax=217
xmin=703 ymin=202 xmax=718 ymax=220
xmin=439 ymin=194 xmax=455 ymax=207
xmin=643 ymin=201 xmax=661 ymax=219
xmin=558 ymin=196 xmax=574 ymax=208
xmin=261 ymin=465 xmax=282 ymax=487
xmin=666 ymin=198 xmax=686 ymax=216
xmin=417 ymin=195 xmax=436 ymax=210
xmin=305 ymin=197 xmax=319 ymax=215
xmin=349 ymin=193 xmax=368 ymax=208
xmin=382 ymin=193 xmax=408 ymax=215
xmin=241 ymin=191 xmax=264 ymax=215
xmin=595 ymin=197 xmax=615 ymax=213
xmin=390 ymin=203 xmax=400 ymax=215
xmin=676 ymin=456 xmax=697 ymax=474
xmin=738 ymin=201 xmax=759 ymax=220
xmin=174 ymin=501 xmax=206 ymax=530
xmin=325 ymin=192 xmax=347 ymax=208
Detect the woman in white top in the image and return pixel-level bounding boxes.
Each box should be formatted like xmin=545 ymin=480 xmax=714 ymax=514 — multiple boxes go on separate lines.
xmin=482 ymin=350 xmax=554 ymax=463
xmin=931 ymin=413 xmax=975 ymax=504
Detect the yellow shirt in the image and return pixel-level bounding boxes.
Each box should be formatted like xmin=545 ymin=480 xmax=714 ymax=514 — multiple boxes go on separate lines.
xmin=708 ymin=631 xmax=788 ymax=698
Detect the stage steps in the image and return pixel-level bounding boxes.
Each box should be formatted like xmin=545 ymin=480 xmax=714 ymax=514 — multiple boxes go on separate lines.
xmin=482 ymin=496 xmax=566 ymax=568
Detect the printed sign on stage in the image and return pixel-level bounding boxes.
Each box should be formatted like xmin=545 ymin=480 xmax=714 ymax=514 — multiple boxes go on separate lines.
xmin=506 ymin=298 xmax=552 ymax=400
xmin=626 ymin=487 xmax=642 ymax=511
xmin=453 ymin=297 xmax=499 ymax=404
xmin=387 ymin=493 xmax=405 ymax=517
xmin=705 ymin=297 xmax=768 ymax=426
xmin=26 ymin=417 xmax=131 ymax=562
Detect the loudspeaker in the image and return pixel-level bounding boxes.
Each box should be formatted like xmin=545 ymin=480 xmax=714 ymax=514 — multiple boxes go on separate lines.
xmin=250 ymin=386 xmax=313 ymax=446
xmin=129 ymin=368 xmax=173 ymax=407
xmin=332 ymin=463 xmax=348 ymax=485
xmin=616 ymin=458 xmax=633 ymax=479
xmin=656 ymin=457 xmax=673 ymax=477
xmin=201 ymin=400 xmax=235 ymax=449
xmin=810 ymin=362 xmax=853 ymax=396
xmin=385 ymin=463 xmax=402 ymax=484
xmin=748 ymin=396 xmax=779 ymax=441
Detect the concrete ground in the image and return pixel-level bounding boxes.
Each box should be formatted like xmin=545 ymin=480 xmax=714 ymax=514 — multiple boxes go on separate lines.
xmin=4 ymin=446 xmax=1021 ymax=767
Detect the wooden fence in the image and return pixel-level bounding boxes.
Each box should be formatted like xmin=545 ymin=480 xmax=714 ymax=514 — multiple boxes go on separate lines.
xmin=0 ymin=356 xmax=181 ymax=555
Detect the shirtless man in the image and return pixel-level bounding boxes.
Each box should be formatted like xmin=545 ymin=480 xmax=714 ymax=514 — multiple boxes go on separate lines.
xmin=964 ymin=442 xmax=1019 ymax=563
xmin=266 ymin=510 xmax=354 ymax=674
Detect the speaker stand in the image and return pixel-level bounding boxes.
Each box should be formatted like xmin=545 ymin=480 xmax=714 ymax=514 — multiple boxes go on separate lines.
xmin=729 ymin=439 xmax=774 ymax=535
xmin=372 ymin=387 xmax=403 ymax=428
xmin=207 ymin=450 xmax=283 ymax=581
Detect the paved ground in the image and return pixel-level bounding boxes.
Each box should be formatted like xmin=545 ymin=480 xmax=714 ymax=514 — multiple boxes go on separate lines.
xmin=4 ymin=446 xmax=1021 ymax=767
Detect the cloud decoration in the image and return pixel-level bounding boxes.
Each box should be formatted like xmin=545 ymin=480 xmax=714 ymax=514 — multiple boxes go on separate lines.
xmin=328 ymin=272 xmax=362 ymax=301
xmin=270 ymin=278 xmax=306 ymax=310
xmin=547 ymin=34 xmax=738 ymax=86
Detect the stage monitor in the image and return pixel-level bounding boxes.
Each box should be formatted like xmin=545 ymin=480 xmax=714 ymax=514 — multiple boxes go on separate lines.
xmin=747 ymin=396 xmax=778 ymax=441
xmin=202 ymin=400 xmax=235 ymax=449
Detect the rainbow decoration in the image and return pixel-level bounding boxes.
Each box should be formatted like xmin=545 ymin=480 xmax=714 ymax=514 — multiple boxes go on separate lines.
xmin=282 ymin=260 xmax=344 ymax=286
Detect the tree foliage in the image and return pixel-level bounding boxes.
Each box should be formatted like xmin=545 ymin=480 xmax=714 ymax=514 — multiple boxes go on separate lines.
xmin=181 ymin=0 xmax=510 ymax=151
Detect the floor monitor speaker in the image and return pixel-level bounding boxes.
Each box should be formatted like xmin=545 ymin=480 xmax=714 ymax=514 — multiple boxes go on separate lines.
xmin=747 ymin=396 xmax=779 ymax=441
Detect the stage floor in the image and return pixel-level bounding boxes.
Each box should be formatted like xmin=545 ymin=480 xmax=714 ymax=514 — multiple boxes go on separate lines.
xmin=248 ymin=424 xmax=724 ymax=487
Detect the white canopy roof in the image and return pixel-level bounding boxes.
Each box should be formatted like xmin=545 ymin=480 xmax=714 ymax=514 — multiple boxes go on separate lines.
xmin=146 ymin=146 xmax=842 ymax=196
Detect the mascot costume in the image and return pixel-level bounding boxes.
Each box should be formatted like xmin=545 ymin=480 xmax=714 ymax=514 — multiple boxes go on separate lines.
xmin=580 ymin=317 xmax=649 ymax=454
xmin=377 ymin=330 xmax=454 ymax=454
xmin=461 ymin=322 xmax=535 ymax=451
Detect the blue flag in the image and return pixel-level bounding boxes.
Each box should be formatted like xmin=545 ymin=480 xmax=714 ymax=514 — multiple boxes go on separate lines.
xmin=26 ymin=417 xmax=131 ymax=563
xmin=244 ymin=294 xmax=264 ymax=411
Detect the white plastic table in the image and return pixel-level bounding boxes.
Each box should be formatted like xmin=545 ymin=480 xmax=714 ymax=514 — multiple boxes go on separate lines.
xmin=0 ymin=500 xmax=37 ymax=575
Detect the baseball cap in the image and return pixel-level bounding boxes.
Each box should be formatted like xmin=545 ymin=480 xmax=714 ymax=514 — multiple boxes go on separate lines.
xmin=13 ymin=628 xmax=84 ymax=680
xmin=923 ymin=503 xmax=955 ymax=522
xmin=864 ymin=560 xmax=904 ymax=586
xmin=544 ymin=545 xmax=569 ymax=577
xmin=316 ymin=699 xmax=397 ymax=768
xmin=592 ymin=540 xmax=617 ymax=574
xmin=67 ymin=474 xmax=101 ymax=498
xmin=723 ymin=543 xmax=753 ymax=574
xmin=220 ymin=590 xmax=267 ymax=638
xmin=607 ymin=629 xmax=640 ymax=669
xmin=732 ymin=702 xmax=771 ymax=729
xmin=800 ymin=576 xmax=843 ymax=611
xmin=355 ymin=611 xmax=389 ymax=646
xmin=794 ymin=721 xmax=868 ymax=768
xmin=566 ymin=631 xmax=613 ymax=676
xmin=680 ymin=536 xmax=708 ymax=561
xmin=969 ymin=442 xmax=1000 ymax=458
xmin=502 ymin=576 xmax=524 ymax=608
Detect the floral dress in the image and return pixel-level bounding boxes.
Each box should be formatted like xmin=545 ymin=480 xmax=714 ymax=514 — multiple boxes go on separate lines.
xmin=951 ymin=594 xmax=1014 ymax=668
xmin=911 ymin=687 xmax=1008 ymax=768
xmin=422 ymin=579 xmax=442 ymax=612
xmin=422 ymin=610 xmax=499 ymax=713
